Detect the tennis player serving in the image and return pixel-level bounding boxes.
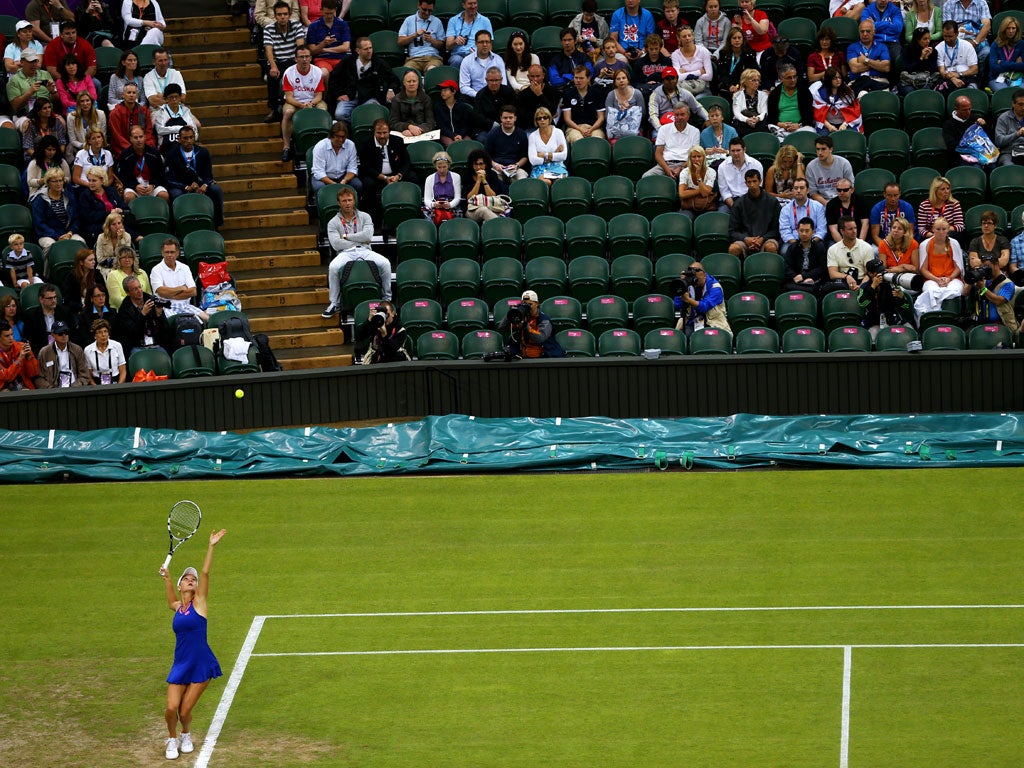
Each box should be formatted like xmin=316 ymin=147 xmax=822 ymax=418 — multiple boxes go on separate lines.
xmin=158 ymin=528 xmax=227 ymax=760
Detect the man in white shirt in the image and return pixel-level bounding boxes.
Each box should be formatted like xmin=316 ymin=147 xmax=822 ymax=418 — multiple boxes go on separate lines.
xmin=717 ymin=136 xmax=763 ymax=212
xmin=936 ymin=19 xmax=979 ymax=90
xmin=827 ymin=215 xmax=875 ymax=290
xmin=311 ymin=121 xmax=360 ymax=193
xmin=642 ymin=103 xmax=699 ymax=178
xmin=142 ymin=47 xmax=186 ymax=109
xmin=806 ymin=135 xmax=855 ymax=204
xmin=280 ymin=45 xmax=327 ymax=162
xmin=149 ymin=238 xmax=208 ymax=321
xmin=778 ymin=178 xmax=827 ymax=245
xmin=321 ymin=186 xmax=392 ymax=318
xmin=458 ymin=29 xmax=505 ymax=99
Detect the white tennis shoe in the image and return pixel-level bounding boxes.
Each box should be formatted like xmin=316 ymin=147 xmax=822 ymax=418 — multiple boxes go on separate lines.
xmin=179 ymin=732 xmax=194 ymax=753
xmin=165 ymin=737 xmax=179 ymax=759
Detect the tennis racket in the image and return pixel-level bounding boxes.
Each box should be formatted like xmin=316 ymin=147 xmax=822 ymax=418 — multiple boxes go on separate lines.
xmin=160 ymin=500 xmax=202 ymax=573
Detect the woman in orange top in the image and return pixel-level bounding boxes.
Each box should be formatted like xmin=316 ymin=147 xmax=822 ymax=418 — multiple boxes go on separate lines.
xmin=914 ymin=216 xmax=964 ymax=318
xmin=878 ymin=216 xmax=921 ymax=290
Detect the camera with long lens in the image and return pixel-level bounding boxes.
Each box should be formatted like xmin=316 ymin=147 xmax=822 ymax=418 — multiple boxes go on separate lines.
xmin=151 ymin=296 xmax=172 ymax=308
xmin=670 ymin=267 xmax=699 ymax=296
xmin=506 ymin=305 xmax=525 ymax=325
xmin=370 ymin=310 xmax=388 ymax=329
xmin=965 ymin=264 xmax=993 ymax=284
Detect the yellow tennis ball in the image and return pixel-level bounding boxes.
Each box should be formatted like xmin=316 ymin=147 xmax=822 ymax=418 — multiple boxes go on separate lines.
xmin=234 ymin=389 xmax=244 ymax=399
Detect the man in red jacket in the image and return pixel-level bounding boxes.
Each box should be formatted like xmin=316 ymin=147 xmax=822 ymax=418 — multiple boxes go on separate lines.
xmin=108 ymin=82 xmax=153 ymax=157
xmin=0 ymin=321 xmax=42 ymax=391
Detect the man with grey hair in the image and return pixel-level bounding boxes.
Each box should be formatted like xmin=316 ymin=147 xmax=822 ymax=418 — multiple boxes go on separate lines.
xmin=847 ymin=18 xmax=890 ymax=96
xmin=766 ymin=63 xmax=815 ymax=140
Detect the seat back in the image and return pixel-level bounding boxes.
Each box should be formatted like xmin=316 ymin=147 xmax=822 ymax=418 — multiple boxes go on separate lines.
xmin=827 ymin=325 xmax=871 ymax=352
xmin=874 ymin=325 xmax=919 ymax=352
xmin=480 ymin=256 xmax=523 ymax=306
xmin=509 ymin=178 xmax=550 ymax=223
xmin=585 ymin=294 xmax=629 ymax=339
xmin=597 ymin=328 xmax=641 ymax=357
xmin=650 ymin=212 xmax=692 ymax=258
xmin=692 ymin=211 xmax=730 ymax=256
xmin=654 ymin=252 xmax=695 ymax=295
xmin=735 ymin=326 xmax=779 ymax=354
xmin=172 ymin=344 xmax=216 ymax=378
xmin=556 ymin=328 xmax=596 ymax=357
xmin=417 ymin=329 xmax=460 ymax=359
xmin=524 ymin=256 xmax=568 ymax=300
xmin=821 ymin=289 xmax=862 ymax=334
xmin=700 ymin=251 xmax=741 ymax=297
xmin=967 ymin=323 xmax=1014 ymax=350
xmin=437 ymin=217 xmax=480 ymax=263
xmin=607 ymin=213 xmax=650 ymax=261
xmin=445 ymin=297 xmax=489 ymax=335
xmin=380 ymin=181 xmax=424 ymax=231
xmin=395 ymin=218 xmax=438 ymax=264
xmin=635 ymin=175 xmax=679 ymax=220
xmin=567 ymin=254 xmax=610 ymax=304
xmin=395 ymin=258 xmax=438 ymax=304
xmin=742 ymin=250 xmax=785 ymax=300
xmin=565 ymin=214 xmax=608 ymax=260
xmin=569 ymin=136 xmax=612 ymax=184
xmin=773 ymin=290 xmax=818 ymax=336
xmin=128 ymin=347 xmax=172 ymax=378
xmin=609 ymin=252 xmax=653 ymax=302
xmin=781 ymin=326 xmax=825 ymax=353
xmin=612 ymin=136 xmax=654 ymax=183
xmin=521 ymin=215 xmax=564 ymax=260
xmin=643 ymin=326 xmax=686 ymax=356
xmin=689 ymin=326 xmax=733 ymax=355
xmin=480 ymin=217 xmax=522 ymax=262
xmin=400 ymin=298 xmax=443 ymax=343
xmin=461 ymin=328 xmax=505 ymax=359
xmin=540 ymin=295 xmax=583 ymax=333
xmin=550 ymin=176 xmax=593 ymax=222
xmin=922 ymin=324 xmax=967 ymax=351
xmin=727 ymin=291 xmax=770 ymax=335
xmin=172 ymin=193 xmax=215 ymax=237
xmin=632 ymin=293 xmax=675 ymax=339
xmin=437 ymin=257 xmax=481 ymax=305
xmin=592 ymin=175 xmax=635 ymax=221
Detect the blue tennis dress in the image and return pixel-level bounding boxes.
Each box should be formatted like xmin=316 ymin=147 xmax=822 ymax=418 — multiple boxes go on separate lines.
xmin=166 ymin=603 xmax=223 ymax=685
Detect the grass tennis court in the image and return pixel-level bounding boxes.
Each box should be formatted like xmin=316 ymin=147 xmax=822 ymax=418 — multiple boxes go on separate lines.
xmin=2 ymin=470 xmax=1022 ymax=767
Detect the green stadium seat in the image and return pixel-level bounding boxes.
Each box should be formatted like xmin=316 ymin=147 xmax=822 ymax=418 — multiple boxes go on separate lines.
xmin=407 ymin=140 xmax=445 ymax=182
xmin=541 ymin=295 xmax=583 ymax=333
xmin=607 ymin=213 xmax=650 ymax=260
xmin=94 ymin=45 xmax=122 ymax=79
xmin=593 ymin=175 xmax=635 ymax=221
xmin=598 ymin=327 xmax=641 ymax=357
xmin=0 ymin=163 xmax=24 ymax=205
xmin=395 ymin=218 xmax=438 ymax=264
xmin=781 ymin=131 xmax=818 ymax=165
xmin=967 ymin=323 xmax=1014 ymax=350
xmin=524 ymin=256 xmax=568 ymax=300
xmin=480 ymin=217 xmax=522 ymax=262
xmin=424 ymin=66 xmax=460 ymax=99
xmin=0 ymin=128 xmax=23 ymax=169
xmin=546 ymin=0 xmax=580 ymax=26
xmin=477 ymin=0 xmax=508 ymax=26
xmin=568 ymin=254 xmax=610 ymax=304
xmin=128 ymin=347 xmax=172 ymax=379
xmin=446 ymin=297 xmax=489 ymax=335
xmin=773 ymin=290 xmax=818 ymax=337
xmin=866 ymin=129 xmax=911 ymax=177
xmin=689 ymin=326 xmax=733 ymax=355
xmin=216 ymin=345 xmax=261 ymax=375
xmin=692 ymin=212 xmax=730 ymax=257
xmin=565 ymin=214 xmax=607 ymax=259
xmin=859 ymin=91 xmax=901 ymax=135
xmin=522 ymin=215 xmax=564 ymax=260
xmin=696 ymin=94 xmax=732 ymax=125
xmin=853 ymin=168 xmax=896 ymax=204
xmin=820 ymin=16 xmax=859 ymax=48
xmin=586 ymin=294 xmax=629 ymax=339
xmin=903 ymin=89 xmax=946 ymax=137
xmin=556 ymin=328 xmax=596 ymax=357
xmin=643 ymin=326 xmax=686 ymax=355
xmin=963 ymin=205 xmax=1007 ymax=241
xmin=400 ymin=298 xmax=443 ymax=344
xmin=632 ymin=293 xmax=675 ymax=339
xmin=921 ymin=324 xmax=966 ymax=351
xmin=776 ymin=17 xmax=817 ymax=50
xmin=342 ymin=260 xmax=384 ymax=309
xmin=945 ymin=166 xmax=987 ymax=211
xmin=437 ymin=218 xmax=480 ymax=263
xmin=635 ymin=174 xmax=679 ymax=220
xmin=918 ymin=300 xmax=960 ymax=335
xmin=446 ymin=139 xmax=485 ymax=169
xmin=742 ymin=250 xmax=785 ymax=300
xmin=132 ymin=44 xmax=162 ymax=73
xmin=461 ymin=328 xmax=504 ymax=359
xmin=389 ymin=0 xmax=418 ymax=28
xmin=395 ymin=258 xmax=437 ymax=304
xmin=650 ymin=212 xmax=692 ymax=258
xmin=381 ymin=181 xmax=424 ymax=231
xmin=138 ymin=232 xmax=172 ymax=272
xmin=821 ymin=289 xmax=862 ymax=334
xmin=991 ymin=84 xmax=1017 ymax=118
xmin=744 ymin=132 xmax=782 ymax=169
xmin=1012 ymin=204 xmax=1024 ymax=235
xmin=610 ymin=253 xmax=653 ymax=302
xmin=654 ymin=252 xmax=694 ymax=295
xmin=316 ymin=183 xmax=342 ymax=234
xmin=509 ymin=178 xmax=550 ymax=223
xmin=172 ymin=345 xmax=216 ymax=378
xmin=438 ymin=257 xmax=480 ymax=305
xmin=480 ymin=257 xmax=523 ymax=306
xmin=505 ymin=0 xmax=545 ymax=32
xmin=701 ymin=251 xmax=741 ymax=297
xmin=989 ymin=165 xmax=1024 ymax=213
xmin=531 ymin=25 xmax=567 ymax=61
xmin=727 ymin=291 xmax=770 ymax=335
xmin=181 ymin=231 xmax=226 ymax=270
xmin=417 ymin=329 xmax=460 ymax=359
xmin=781 ymin=326 xmax=825 ymax=353
xmin=612 ymin=136 xmax=655 ymax=183
xmin=350 ymin=102 xmax=389 ymax=146
xmin=349 ymin=0 xmax=389 ymax=38
xmin=367 ymin=30 xmax=403 ymax=67
xmin=569 ymin=136 xmax=612 ymax=184
xmin=45 ymin=239 xmax=81 ymax=286
xmin=172 ymin=192 xmax=216 ymax=237
xmin=291 ymin=108 xmax=332 ymax=157
xmin=752 ymin=0 xmax=789 ymax=25
xmin=550 ymin=176 xmax=593 ymax=222
xmin=830 ymin=130 xmax=867 ymax=174
xmin=433 ymin=0 xmax=462 ymax=21
xmin=828 ymin=325 xmax=871 ymax=352
xmin=735 ymin=326 xmax=779 ymax=354
xmin=899 ymin=167 xmax=940 ymax=212
xmin=874 ymin=325 xmax=918 ymax=352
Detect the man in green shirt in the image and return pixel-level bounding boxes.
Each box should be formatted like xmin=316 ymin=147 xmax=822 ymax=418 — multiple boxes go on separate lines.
xmin=765 ymin=64 xmax=814 ymax=141
xmin=6 ymin=50 xmax=55 ymax=125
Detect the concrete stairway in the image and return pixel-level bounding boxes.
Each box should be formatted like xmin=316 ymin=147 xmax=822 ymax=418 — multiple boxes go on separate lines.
xmin=165 ymin=14 xmax=351 ymax=369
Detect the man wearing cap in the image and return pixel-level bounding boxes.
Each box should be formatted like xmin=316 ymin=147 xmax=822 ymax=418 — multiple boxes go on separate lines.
xmin=25 ymin=0 xmax=74 ymax=45
xmin=398 ymin=0 xmax=445 ymax=74
xmin=458 ymin=30 xmax=505 ymax=100
xmin=675 ymin=261 xmax=731 ymax=337
xmin=0 ymin=320 xmax=42 ymax=391
xmin=43 ymin=20 xmax=96 ymax=81
xmin=35 ymin=320 xmax=92 ymax=388
xmin=434 ymin=80 xmax=474 ymax=147
xmin=310 ymin=121 xmax=360 ymax=193
xmin=327 ymin=35 xmax=398 ymax=124
xmin=643 ymin=102 xmax=700 ymax=178
xmin=647 ymin=67 xmax=707 ymax=140
xmin=496 ymin=290 xmax=565 ymax=358
xmin=561 ymin=65 xmax=606 ymax=143
xmin=23 ymin=283 xmax=75 ymax=355
xmin=5 ymin=20 xmax=45 ymax=69
xmin=6 ymin=49 xmax=55 ymax=126
xmin=445 ymin=0 xmax=492 ymax=70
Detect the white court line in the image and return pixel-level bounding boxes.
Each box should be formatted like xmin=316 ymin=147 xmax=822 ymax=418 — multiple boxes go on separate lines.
xmin=195 ymin=616 xmax=266 ymax=768
xmin=261 ymin=604 xmax=1024 ymax=619
xmin=250 ymin=642 xmax=1024 ymax=658
xmin=840 ymin=646 xmax=852 ymax=768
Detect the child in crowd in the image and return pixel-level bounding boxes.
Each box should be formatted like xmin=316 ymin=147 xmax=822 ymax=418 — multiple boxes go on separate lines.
xmin=657 ymin=0 xmax=683 ymax=54
xmin=6 ymin=234 xmax=42 ymax=288
xmin=694 ymin=0 xmax=732 ymax=61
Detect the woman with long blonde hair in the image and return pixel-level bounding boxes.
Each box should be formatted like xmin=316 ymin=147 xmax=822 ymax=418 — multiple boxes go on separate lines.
xmin=916 ymin=176 xmax=963 ymax=243
xmin=677 ymin=145 xmax=717 ymax=219
xmin=765 ymin=144 xmax=804 ymax=202
xmin=989 ymin=15 xmax=1024 ymax=92
xmin=915 ymin=216 xmax=964 ymax=317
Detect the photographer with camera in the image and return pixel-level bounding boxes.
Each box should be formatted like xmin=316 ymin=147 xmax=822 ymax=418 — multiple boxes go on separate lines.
xmin=673 ymin=262 xmax=731 ymax=337
xmin=112 ymin=275 xmax=171 ymax=355
xmin=963 ymin=254 xmax=1018 ymax=335
xmin=495 ymin=290 xmax=564 ymax=359
xmin=355 ymin=300 xmax=410 ymax=364
xmin=856 ymin=258 xmax=916 ymax=340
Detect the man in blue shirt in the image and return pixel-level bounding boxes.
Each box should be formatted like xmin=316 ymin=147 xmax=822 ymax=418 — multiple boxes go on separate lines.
xmin=445 ymin=0 xmax=492 ymax=69
xmin=610 ymin=0 xmax=656 ymax=62
xmin=398 ymin=0 xmax=445 ymax=73
xmin=305 ymin=0 xmax=350 ymax=79
xmin=860 ymin=0 xmax=903 ymax=81
xmin=675 ymin=261 xmax=731 ymax=337
xmin=869 ymin=182 xmax=916 ymax=251
xmin=548 ymin=28 xmax=591 ymax=92
xmin=967 ymin=255 xmax=1016 ymax=332
xmin=847 ymin=19 xmax=891 ymax=95
xmin=778 ymin=178 xmax=827 ymax=245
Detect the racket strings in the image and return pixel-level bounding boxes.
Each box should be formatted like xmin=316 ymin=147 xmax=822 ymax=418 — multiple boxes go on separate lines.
xmin=169 ymin=502 xmax=201 ymax=541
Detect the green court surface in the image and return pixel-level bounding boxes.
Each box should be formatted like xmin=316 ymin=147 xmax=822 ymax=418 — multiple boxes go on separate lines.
xmin=1 ymin=470 xmax=1021 ymax=767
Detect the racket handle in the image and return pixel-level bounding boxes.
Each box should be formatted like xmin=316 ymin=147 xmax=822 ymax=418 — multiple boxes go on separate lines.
xmin=161 ymin=554 xmax=172 ymax=572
